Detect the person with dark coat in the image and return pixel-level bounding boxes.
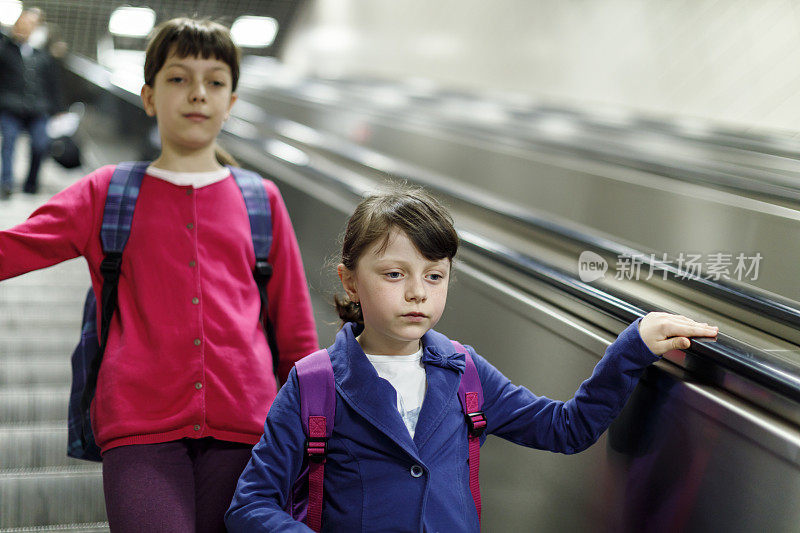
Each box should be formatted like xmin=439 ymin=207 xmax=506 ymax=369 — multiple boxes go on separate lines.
xmin=0 ymin=8 xmax=63 ymax=198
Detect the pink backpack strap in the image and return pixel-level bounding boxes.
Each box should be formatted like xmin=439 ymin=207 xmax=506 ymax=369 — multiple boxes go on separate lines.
xmin=295 ymin=349 xmax=336 ymax=532
xmin=452 ymin=340 xmax=486 ymax=525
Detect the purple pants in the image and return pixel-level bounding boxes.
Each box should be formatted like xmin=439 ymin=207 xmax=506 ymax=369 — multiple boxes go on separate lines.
xmin=102 ymin=438 xmax=253 ymax=533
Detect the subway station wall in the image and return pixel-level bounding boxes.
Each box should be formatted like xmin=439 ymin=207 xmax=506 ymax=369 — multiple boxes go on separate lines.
xmin=281 ymin=0 xmax=800 ymax=135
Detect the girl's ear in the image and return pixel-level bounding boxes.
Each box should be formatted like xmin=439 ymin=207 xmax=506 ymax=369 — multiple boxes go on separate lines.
xmin=224 ymin=92 xmax=238 ymax=121
xmin=337 ymin=263 xmax=359 ymax=303
xmin=140 ymin=84 xmax=156 ymax=117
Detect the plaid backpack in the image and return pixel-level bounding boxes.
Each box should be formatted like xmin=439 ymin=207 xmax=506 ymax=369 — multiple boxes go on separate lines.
xmin=67 ymin=161 xmax=278 ymax=461
xmin=291 ymin=341 xmax=487 ymax=531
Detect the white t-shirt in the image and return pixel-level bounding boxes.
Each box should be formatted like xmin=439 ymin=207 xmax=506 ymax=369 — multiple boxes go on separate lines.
xmin=146 ymin=165 xmax=230 ymax=188
xmin=365 ymin=348 xmax=427 ymax=437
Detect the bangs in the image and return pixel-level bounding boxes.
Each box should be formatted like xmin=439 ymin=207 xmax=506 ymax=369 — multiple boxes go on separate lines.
xmin=169 ymin=27 xmax=237 ymax=65
xmin=392 ymin=205 xmax=458 ymax=263
xmin=344 ymin=187 xmax=459 ymax=269
xmin=145 ymin=18 xmax=240 ymax=90
xmin=370 ymin=224 xmax=456 ymax=263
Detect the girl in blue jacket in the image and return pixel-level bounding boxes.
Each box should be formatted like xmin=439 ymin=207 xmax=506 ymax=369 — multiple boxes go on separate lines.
xmin=226 ymin=185 xmax=718 ymax=532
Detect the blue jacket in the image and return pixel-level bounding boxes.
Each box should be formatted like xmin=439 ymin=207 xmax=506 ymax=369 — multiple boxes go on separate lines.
xmin=226 ymin=320 xmax=658 ymax=532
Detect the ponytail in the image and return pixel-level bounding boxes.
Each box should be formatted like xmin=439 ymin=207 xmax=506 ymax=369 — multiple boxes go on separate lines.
xmin=334 ymin=294 xmax=362 ymax=325
xmin=214 ymin=143 xmax=239 ymax=167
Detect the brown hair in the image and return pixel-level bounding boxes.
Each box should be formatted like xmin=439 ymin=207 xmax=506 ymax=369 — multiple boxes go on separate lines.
xmin=335 ymin=184 xmax=459 ymax=324
xmin=144 ymin=17 xmax=240 ymax=90
xmin=144 ymin=17 xmax=241 ymax=166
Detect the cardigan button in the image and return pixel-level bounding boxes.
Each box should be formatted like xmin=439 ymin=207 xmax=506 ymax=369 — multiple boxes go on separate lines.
xmin=186 ymin=223 xmax=194 ymax=230
xmin=189 ymin=260 xmax=196 ymax=267
xmin=193 ymin=338 xmax=201 ymax=346
xmin=410 ymin=464 xmax=424 ymax=478
xmin=192 ymin=297 xmax=199 ymax=305
xmin=194 ymin=382 xmax=203 ymax=390
xmin=193 ymin=424 xmax=201 ymax=431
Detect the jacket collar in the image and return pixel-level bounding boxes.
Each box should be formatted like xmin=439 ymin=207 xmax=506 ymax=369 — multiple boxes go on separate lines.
xmin=328 ymin=323 xmax=464 ymax=458
xmin=414 ymin=328 xmax=464 ymax=450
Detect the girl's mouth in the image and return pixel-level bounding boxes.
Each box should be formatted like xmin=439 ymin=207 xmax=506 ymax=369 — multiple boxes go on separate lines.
xmin=184 ymin=113 xmax=209 ymax=122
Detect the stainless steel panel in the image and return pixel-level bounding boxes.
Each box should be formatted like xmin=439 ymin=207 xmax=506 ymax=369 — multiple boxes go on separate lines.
xmin=446 ymin=266 xmax=800 ymax=532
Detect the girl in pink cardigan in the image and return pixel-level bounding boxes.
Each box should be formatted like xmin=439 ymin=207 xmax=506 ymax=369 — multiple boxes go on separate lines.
xmin=0 ymin=18 xmax=318 ymax=532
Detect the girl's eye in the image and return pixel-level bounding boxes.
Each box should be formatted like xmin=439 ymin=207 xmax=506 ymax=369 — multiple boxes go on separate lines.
xmin=427 ymin=273 xmax=443 ymax=282
xmin=167 ymin=76 xmax=184 ymax=83
xmin=209 ymin=80 xmax=226 ymax=87
xmin=385 ymin=272 xmax=402 ymax=279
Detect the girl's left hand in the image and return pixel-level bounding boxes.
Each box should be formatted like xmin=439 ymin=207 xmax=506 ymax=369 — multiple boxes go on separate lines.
xmin=639 ymin=312 xmax=718 ymax=356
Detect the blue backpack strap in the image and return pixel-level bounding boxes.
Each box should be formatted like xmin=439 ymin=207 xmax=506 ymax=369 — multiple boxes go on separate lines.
xmin=100 ymin=161 xmax=148 ymax=253
xmin=228 ymin=166 xmax=273 ymax=259
xmin=93 ymin=161 xmax=147 ymax=375
xmin=229 ymin=166 xmax=280 ymax=379
xmin=452 ymin=340 xmax=486 ymax=524
xmin=69 ymin=161 xmax=147 ymax=462
xmin=295 ymin=349 xmax=336 ymax=532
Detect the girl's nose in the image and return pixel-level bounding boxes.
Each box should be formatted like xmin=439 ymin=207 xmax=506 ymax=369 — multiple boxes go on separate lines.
xmin=189 ymin=82 xmax=207 ymax=103
xmin=405 ymin=279 xmax=427 ymax=302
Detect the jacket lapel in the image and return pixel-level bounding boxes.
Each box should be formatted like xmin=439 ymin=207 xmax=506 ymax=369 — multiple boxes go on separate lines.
xmin=413 ymin=330 xmax=463 ymax=450
xmin=329 ymin=324 xmax=421 ymax=460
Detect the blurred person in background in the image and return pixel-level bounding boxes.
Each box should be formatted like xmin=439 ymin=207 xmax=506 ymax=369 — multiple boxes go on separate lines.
xmin=0 ymin=7 xmax=64 ymax=199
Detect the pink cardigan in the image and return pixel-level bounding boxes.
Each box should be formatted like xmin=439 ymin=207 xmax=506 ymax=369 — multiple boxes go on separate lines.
xmin=0 ymin=165 xmax=319 ymax=452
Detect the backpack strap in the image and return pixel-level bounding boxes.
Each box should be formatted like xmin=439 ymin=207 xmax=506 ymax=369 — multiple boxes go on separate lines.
xmin=295 ymin=349 xmax=336 ymax=533
xmin=229 ymin=166 xmax=280 ymax=379
xmin=452 ymin=340 xmax=486 ymax=525
xmin=80 ymin=161 xmax=148 ymax=434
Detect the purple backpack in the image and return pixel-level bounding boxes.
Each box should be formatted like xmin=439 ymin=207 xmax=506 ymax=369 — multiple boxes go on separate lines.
xmin=292 ymin=341 xmax=487 ymax=531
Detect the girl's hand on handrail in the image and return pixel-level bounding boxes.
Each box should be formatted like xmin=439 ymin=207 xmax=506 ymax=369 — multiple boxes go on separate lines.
xmin=639 ymin=312 xmax=718 ymax=356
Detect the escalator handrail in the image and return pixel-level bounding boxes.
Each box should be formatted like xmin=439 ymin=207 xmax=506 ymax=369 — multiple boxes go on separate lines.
xmin=254 ymin=110 xmax=800 ymax=333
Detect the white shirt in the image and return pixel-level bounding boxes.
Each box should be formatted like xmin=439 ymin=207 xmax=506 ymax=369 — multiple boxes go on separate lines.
xmin=146 ymin=165 xmax=231 ymax=188
xmin=366 ymin=348 xmax=427 ymax=437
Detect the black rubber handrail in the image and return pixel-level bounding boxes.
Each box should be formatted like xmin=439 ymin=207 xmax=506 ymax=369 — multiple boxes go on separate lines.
xmin=458 ymin=230 xmax=800 ymax=403
xmin=254 ymin=111 xmax=800 ymax=334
